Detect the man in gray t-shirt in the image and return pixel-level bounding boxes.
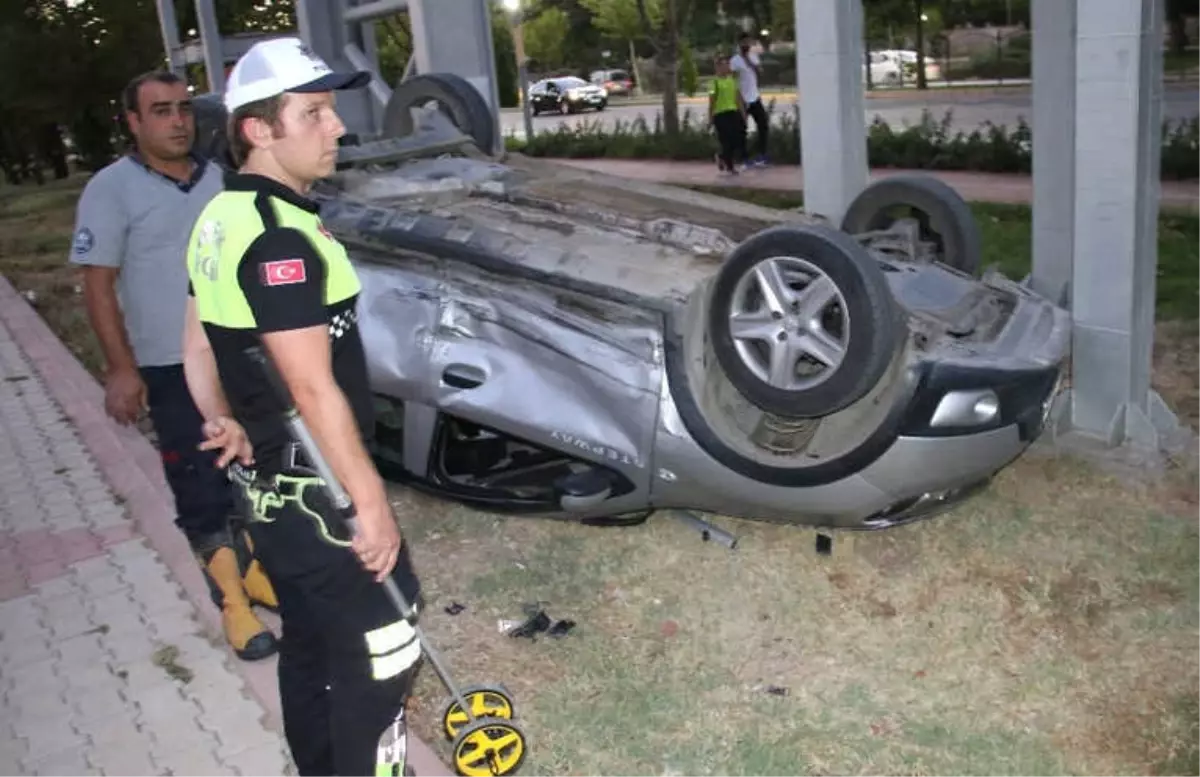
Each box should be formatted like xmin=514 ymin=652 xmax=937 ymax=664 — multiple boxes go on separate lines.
xmin=70 ymin=70 xmax=278 ymax=662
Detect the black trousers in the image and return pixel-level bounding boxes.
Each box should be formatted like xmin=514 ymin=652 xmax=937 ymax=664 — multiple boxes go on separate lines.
xmin=140 ymin=364 xmax=236 ymax=551
xmin=231 ymin=468 xmax=423 ymax=776
xmin=745 ymin=98 xmax=770 ymax=158
xmin=714 ymin=111 xmax=747 ymax=170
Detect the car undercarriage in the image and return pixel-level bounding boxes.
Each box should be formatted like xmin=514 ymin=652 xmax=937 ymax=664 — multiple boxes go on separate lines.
xmin=191 ymin=74 xmax=1071 ymax=533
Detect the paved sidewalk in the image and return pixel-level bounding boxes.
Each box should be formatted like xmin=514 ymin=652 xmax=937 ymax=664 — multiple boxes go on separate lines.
xmin=0 ymin=322 xmax=294 ymax=775
xmin=0 ymin=277 xmax=452 ymax=776
xmin=551 ymin=158 xmax=1200 ymax=212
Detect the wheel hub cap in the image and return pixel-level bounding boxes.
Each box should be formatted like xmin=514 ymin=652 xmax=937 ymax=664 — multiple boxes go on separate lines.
xmin=726 ymin=256 xmax=850 ymax=391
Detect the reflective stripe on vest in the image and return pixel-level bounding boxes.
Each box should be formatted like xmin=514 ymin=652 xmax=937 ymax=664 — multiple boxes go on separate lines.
xmin=186 ymin=189 xmax=360 ymax=329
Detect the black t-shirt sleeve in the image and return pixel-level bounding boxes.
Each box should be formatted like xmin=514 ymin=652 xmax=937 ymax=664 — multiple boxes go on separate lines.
xmin=237 ymin=227 xmax=328 ymax=333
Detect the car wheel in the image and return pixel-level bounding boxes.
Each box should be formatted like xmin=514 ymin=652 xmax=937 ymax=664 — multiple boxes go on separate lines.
xmin=708 ymin=224 xmax=903 ymax=419
xmin=191 ymin=93 xmax=233 ymax=169
xmin=382 ymin=73 xmax=496 ymax=153
xmin=840 ymin=174 xmax=983 ymax=277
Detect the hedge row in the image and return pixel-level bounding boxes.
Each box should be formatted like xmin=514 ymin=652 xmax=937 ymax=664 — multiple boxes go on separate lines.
xmin=505 ymin=108 xmax=1200 ymax=180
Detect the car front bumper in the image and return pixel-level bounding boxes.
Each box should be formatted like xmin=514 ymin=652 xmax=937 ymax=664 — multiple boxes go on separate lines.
xmin=652 ymin=348 xmax=1065 ymax=529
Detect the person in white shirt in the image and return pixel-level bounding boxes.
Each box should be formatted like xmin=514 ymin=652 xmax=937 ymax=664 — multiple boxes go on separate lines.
xmin=729 ymin=33 xmax=771 ymax=167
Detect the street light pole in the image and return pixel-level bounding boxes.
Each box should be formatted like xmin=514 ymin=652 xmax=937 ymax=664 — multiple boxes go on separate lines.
xmin=503 ymin=0 xmax=534 ymax=143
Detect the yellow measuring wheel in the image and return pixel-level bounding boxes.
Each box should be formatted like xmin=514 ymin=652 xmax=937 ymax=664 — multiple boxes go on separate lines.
xmin=442 ymin=684 xmax=516 ymax=741
xmin=451 ymin=717 xmax=527 ymax=777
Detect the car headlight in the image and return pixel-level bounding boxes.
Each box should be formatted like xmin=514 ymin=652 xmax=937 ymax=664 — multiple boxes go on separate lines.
xmin=929 ymin=389 xmax=1000 ymax=428
xmin=900 ymin=364 xmax=1061 ymax=440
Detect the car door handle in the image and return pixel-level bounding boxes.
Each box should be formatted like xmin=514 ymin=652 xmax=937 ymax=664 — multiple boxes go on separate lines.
xmin=442 ymin=363 xmax=486 ymax=390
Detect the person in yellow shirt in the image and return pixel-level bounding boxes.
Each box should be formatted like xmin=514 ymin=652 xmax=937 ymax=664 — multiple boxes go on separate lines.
xmin=708 ymin=54 xmax=748 ymax=175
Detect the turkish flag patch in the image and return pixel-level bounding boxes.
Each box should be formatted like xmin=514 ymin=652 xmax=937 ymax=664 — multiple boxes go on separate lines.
xmin=261 ymin=258 xmax=308 ymax=287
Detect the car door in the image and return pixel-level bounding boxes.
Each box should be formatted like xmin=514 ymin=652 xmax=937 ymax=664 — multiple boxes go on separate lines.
xmin=425 ymin=271 xmax=662 ymax=501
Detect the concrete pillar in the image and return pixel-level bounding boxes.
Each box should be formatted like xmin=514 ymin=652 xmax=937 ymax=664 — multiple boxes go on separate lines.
xmin=193 ymin=0 xmax=224 ymax=92
xmin=1057 ymin=0 xmax=1182 ymax=451
xmin=155 ymin=0 xmax=183 ymax=72
xmin=295 ymin=0 xmax=379 ymax=136
xmin=1030 ymin=0 xmax=1076 ymax=306
xmin=792 ymin=0 xmax=869 ymax=224
xmin=407 ymin=0 xmax=503 ymax=154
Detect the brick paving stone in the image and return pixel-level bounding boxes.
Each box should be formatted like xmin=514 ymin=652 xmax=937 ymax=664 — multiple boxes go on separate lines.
xmin=23 ymin=741 xmax=92 ymax=777
xmin=223 ymin=741 xmax=296 ymax=777
xmin=0 ymin=319 xmax=293 ymax=776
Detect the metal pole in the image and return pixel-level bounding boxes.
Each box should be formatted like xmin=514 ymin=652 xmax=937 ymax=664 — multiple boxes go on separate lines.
xmin=154 ymin=0 xmax=183 ymax=73
xmin=193 ymin=0 xmax=225 ymax=92
xmin=511 ymin=16 xmax=534 ymax=142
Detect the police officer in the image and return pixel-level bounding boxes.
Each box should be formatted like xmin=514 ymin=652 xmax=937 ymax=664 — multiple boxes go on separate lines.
xmin=180 ymin=37 xmax=422 ymax=776
xmin=70 ymin=69 xmax=279 ymax=662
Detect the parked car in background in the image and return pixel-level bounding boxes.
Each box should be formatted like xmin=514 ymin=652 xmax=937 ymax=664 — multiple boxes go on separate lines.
xmin=529 ymin=76 xmax=608 ymax=115
xmin=865 ymin=49 xmax=942 ymax=85
xmin=589 ymin=68 xmax=635 ymax=97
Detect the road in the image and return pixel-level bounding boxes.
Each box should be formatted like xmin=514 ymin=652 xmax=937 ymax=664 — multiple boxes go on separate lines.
xmin=500 ymin=82 xmax=1199 ymax=139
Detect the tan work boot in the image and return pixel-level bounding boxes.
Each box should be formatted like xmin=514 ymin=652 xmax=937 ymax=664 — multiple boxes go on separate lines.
xmin=238 ymin=531 xmax=279 ymax=611
xmin=204 ymin=546 xmax=279 ymax=661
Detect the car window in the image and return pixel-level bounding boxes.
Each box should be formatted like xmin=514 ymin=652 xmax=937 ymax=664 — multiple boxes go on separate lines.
xmin=556 ymin=77 xmax=589 ymax=88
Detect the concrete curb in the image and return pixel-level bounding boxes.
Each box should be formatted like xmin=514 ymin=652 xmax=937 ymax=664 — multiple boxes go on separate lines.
xmin=0 ymin=276 xmax=454 ymax=777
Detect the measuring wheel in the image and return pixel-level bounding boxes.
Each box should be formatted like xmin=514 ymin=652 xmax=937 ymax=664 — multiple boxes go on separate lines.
xmin=451 ymin=717 xmax=527 ymax=777
xmin=442 ymin=685 xmax=516 ymax=741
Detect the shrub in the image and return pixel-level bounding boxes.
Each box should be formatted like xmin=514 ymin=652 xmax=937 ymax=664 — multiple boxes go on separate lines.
xmin=505 ymin=105 xmax=1199 ymax=180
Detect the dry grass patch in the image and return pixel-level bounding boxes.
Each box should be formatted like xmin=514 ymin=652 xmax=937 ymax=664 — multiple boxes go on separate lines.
xmin=395 ymin=451 xmax=1198 ymax=776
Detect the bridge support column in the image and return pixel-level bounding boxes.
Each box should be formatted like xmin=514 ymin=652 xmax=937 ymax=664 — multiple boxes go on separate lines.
xmin=1030 ymin=0 xmax=1076 ymax=307
xmin=295 ymin=0 xmax=381 ymax=136
xmin=154 ymin=0 xmax=184 ymax=73
xmin=1051 ymin=0 xmax=1184 ymax=453
xmin=792 ymin=0 xmax=869 ymax=224
xmin=407 ymin=0 xmax=503 ymax=152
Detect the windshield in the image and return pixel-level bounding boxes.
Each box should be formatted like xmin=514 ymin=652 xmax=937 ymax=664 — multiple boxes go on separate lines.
xmin=557 ymin=77 xmax=589 ymax=88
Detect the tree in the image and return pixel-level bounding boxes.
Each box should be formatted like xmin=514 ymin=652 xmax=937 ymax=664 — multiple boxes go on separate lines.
xmin=769 ymin=0 xmax=793 ymax=41
xmin=523 ymin=6 xmax=571 ymax=71
xmin=578 ymin=0 xmax=661 ymax=94
xmin=636 ymin=0 xmax=696 ymax=136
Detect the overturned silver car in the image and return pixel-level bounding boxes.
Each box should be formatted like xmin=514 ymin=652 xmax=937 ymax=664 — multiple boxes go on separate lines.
xmin=193 ymin=74 xmax=1070 ymax=531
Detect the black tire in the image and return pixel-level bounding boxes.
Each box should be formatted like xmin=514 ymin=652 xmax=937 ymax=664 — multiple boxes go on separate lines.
xmin=381 ymin=73 xmax=496 ymax=153
xmin=708 ymin=224 xmax=903 ymax=419
xmin=841 ymin=174 xmax=983 ymax=276
xmin=191 ymin=93 xmax=234 ymax=169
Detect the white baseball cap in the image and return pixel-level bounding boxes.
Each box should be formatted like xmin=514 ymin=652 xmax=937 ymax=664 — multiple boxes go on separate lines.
xmin=223 ymin=36 xmax=371 ymax=113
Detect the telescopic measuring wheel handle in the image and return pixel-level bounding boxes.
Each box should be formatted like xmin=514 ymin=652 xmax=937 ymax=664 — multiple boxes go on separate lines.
xmin=243 ymin=346 xmax=528 ymax=776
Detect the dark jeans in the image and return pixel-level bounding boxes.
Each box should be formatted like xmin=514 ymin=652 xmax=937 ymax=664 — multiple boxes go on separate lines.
xmin=140 ymin=364 xmax=236 ymax=551
xmin=745 ymin=98 xmax=770 ymax=158
xmin=714 ymin=111 xmax=747 ymax=170
xmin=232 ymin=471 xmax=422 ymax=775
